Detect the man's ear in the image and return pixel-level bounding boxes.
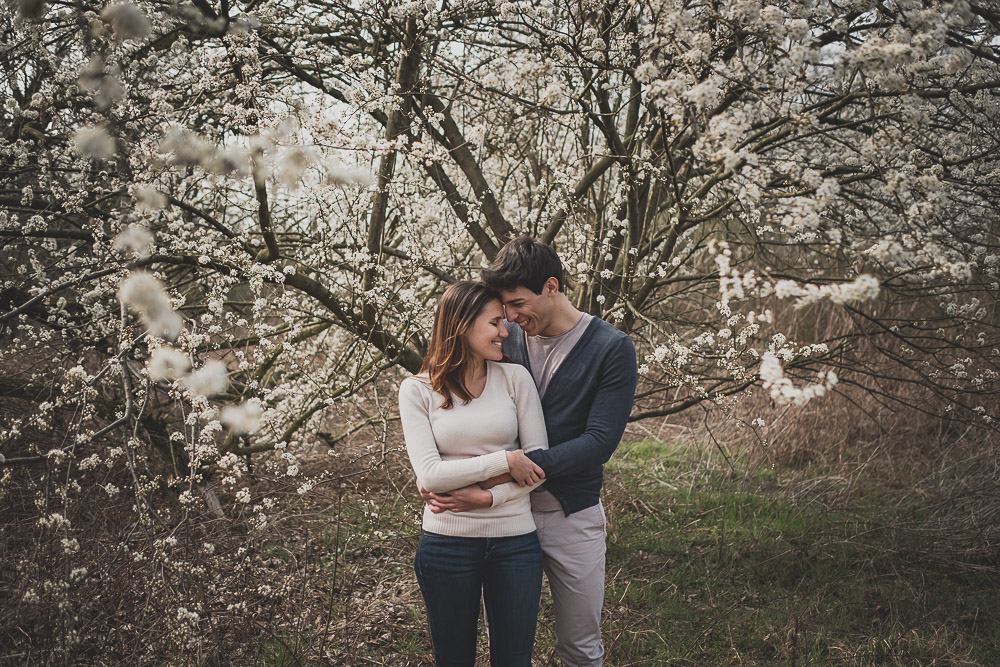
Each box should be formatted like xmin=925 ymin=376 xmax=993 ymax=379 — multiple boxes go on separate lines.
xmin=544 ymin=276 xmax=560 ymax=295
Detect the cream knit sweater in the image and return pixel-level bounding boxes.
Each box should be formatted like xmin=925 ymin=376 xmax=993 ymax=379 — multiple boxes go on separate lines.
xmin=398 ymin=361 xmax=548 ymax=537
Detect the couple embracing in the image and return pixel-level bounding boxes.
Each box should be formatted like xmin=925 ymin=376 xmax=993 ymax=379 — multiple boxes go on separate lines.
xmin=399 ymin=236 xmax=637 ymax=666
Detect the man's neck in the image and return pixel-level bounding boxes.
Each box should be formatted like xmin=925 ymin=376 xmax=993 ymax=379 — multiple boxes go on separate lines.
xmin=537 ymin=295 xmax=584 ymax=337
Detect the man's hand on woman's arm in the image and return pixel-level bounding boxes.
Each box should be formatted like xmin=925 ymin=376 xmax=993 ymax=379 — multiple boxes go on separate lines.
xmin=505 ymin=449 xmax=545 ymax=486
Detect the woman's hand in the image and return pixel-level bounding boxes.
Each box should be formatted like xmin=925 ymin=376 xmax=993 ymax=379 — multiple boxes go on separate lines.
xmin=425 ymin=484 xmax=494 ymax=513
xmin=506 ymin=450 xmax=545 ymax=487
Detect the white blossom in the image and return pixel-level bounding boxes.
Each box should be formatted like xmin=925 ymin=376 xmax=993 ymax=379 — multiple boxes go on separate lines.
xmin=113 ymin=226 xmax=153 ymax=257
xmin=758 ymin=353 xmax=838 ymax=406
xmin=72 ymin=126 xmax=115 ymax=160
xmin=118 ymin=273 xmax=183 ymax=341
xmin=182 ymin=361 xmax=229 ymax=397
xmin=148 ymin=346 xmax=191 ymax=381
xmin=220 ymin=400 xmax=263 ymax=434
xmin=100 ymin=3 xmax=151 ymax=40
xmin=134 ymin=185 xmax=168 ymax=211
xmin=773 ymin=275 xmax=880 ymax=308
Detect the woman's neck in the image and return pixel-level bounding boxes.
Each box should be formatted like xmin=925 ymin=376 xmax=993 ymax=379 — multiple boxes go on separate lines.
xmin=463 ymin=360 xmax=488 ymax=396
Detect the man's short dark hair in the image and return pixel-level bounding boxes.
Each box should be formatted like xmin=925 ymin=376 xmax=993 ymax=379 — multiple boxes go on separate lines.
xmin=481 ymin=235 xmax=563 ymax=294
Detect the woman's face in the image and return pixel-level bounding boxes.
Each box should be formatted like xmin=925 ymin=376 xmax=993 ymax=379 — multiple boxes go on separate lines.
xmin=464 ymin=299 xmax=507 ymax=365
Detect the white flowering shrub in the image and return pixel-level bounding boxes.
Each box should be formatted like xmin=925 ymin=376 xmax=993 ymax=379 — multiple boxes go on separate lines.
xmin=1 ymin=0 xmax=998 ymax=660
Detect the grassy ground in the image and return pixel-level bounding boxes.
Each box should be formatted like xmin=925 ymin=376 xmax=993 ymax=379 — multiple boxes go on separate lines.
xmin=598 ymin=439 xmax=999 ymax=665
xmin=257 ymin=438 xmax=1000 ymax=665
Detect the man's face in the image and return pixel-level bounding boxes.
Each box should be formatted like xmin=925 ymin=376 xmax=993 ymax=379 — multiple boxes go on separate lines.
xmin=498 ymin=279 xmax=557 ymax=336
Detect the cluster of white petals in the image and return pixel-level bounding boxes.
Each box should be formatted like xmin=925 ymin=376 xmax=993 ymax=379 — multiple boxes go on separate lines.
xmin=773 ymin=275 xmax=881 ymax=308
xmin=759 ymin=353 xmax=839 ymax=406
xmin=100 ymin=2 xmax=151 ymax=40
xmin=118 ymin=273 xmax=182 ymax=341
xmin=182 ymin=361 xmax=229 ymax=397
xmin=72 ymin=126 xmax=116 ymax=159
xmin=221 ymin=399 xmax=263 ymax=434
xmin=147 ymin=346 xmax=191 ymax=381
xmin=113 ymin=226 xmax=153 ymax=257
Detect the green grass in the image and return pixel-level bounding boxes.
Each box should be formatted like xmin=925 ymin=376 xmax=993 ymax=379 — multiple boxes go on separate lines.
xmin=260 ymin=635 xmax=305 ymax=667
xmin=597 ymin=439 xmax=1000 ymax=665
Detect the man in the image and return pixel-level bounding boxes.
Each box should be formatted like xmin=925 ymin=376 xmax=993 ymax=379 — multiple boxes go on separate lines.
xmin=424 ymin=236 xmax=637 ymax=666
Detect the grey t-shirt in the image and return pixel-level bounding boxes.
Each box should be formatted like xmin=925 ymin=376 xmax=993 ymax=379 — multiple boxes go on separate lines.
xmin=526 ymin=313 xmax=593 ymax=399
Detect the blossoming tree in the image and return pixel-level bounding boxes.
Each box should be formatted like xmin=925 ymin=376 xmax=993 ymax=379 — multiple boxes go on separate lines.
xmin=1 ymin=0 xmax=998 ymax=659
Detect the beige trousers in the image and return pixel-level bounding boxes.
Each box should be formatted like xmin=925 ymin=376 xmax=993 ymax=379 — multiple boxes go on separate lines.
xmin=531 ymin=490 xmax=607 ymax=667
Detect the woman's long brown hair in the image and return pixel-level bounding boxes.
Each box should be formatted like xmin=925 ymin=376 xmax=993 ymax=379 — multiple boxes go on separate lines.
xmin=421 ymin=281 xmax=502 ymax=409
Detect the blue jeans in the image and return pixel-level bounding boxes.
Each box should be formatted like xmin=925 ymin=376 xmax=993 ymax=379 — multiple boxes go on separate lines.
xmin=414 ymin=530 xmax=543 ymax=666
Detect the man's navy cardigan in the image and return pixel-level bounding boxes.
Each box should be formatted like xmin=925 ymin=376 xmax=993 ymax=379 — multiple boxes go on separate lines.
xmin=502 ymin=317 xmax=637 ymax=515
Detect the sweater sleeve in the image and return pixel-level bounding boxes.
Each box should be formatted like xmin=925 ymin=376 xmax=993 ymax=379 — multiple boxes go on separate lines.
xmin=488 ymin=478 xmax=539 ymax=507
xmin=525 ymin=335 xmax=636 ymax=477
xmin=489 ymin=365 xmax=548 ymax=507
xmin=398 ymin=378 xmax=510 ymax=493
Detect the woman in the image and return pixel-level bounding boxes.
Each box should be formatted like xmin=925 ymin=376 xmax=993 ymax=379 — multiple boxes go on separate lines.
xmin=398 ymin=281 xmax=548 ymax=666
